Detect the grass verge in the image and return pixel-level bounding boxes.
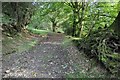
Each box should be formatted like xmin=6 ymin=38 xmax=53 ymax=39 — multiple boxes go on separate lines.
xmin=2 ymin=32 xmax=39 ymax=56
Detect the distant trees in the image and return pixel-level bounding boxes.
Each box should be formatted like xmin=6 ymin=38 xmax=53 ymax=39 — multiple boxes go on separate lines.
xmin=46 ymin=3 xmax=61 ymax=32
xmin=2 ymin=2 xmax=119 ymax=37
xmin=33 ymin=2 xmax=87 ymax=35
xmin=31 ymin=2 xmax=66 ymax=32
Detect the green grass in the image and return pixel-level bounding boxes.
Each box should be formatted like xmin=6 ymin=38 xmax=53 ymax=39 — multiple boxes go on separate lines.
xmin=17 ymin=39 xmax=37 ymax=53
xmin=2 ymin=33 xmax=38 ymax=55
xmin=65 ymin=72 xmax=89 ymax=78
xmin=62 ymin=38 xmax=72 ymax=46
xmin=62 ymin=36 xmax=81 ymax=47
xmin=27 ymin=27 xmax=52 ymax=35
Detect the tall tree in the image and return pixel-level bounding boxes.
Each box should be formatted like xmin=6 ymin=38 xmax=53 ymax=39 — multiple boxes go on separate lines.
xmin=67 ymin=1 xmax=87 ymax=37
xmin=110 ymin=11 xmax=120 ymax=37
xmin=2 ymin=2 xmax=34 ymax=34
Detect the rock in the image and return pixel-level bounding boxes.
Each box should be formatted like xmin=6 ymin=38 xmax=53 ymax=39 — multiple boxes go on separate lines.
xmin=50 ymin=62 xmax=53 ymax=65
xmin=48 ymin=60 xmax=52 ymax=62
xmin=5 ymin=70 xmax=10 ymax=74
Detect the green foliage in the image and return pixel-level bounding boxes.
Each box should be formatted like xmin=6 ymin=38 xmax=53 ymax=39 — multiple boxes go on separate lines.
xmin=28 ymin=2 xmax=68 ymax=32
xmin=75 ymin=28 xmax=120 ymax=77
xmin=82 ymin=2 xmax=118 ymax=37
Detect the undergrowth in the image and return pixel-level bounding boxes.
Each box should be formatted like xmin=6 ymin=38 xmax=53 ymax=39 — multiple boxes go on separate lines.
xmin=74 ymin=29 xmax=120 ymax=78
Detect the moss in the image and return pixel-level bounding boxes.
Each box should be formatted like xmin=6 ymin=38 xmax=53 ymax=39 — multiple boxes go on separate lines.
xmin=75 ymin=29 xmax=120 ymax=77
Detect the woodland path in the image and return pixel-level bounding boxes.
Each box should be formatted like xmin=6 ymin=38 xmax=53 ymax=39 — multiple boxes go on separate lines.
xmin=2 ymin=33 xmax=110 ymax=78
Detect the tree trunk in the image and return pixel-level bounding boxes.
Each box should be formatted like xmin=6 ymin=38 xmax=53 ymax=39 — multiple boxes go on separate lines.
xmin=11 ymin=2 xmax=21 ymax=32
xmin=72 ymin=9 xmax=77 ymax=36
xmin=72 ymin=15 xmax=76 ymax=36
xmin=110 ymin=11 xmax=120 ymax=36
xmin=52 ymin=22 xmax=56 ymax=32
xmin=77 ymin=2 xmax=85 ymax=37
xmin=16 ymin=3 xmax=22 ymax=32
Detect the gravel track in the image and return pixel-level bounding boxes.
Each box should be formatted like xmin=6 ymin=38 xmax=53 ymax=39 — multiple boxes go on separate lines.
xmin=2 ymin=33 xmax=109 ymax=78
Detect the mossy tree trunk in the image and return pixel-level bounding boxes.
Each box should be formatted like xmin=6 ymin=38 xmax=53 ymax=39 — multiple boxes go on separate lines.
xmin=110 ymin=11 xmax=120 ymax=37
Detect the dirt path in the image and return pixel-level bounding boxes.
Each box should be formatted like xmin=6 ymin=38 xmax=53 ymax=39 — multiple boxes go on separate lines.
xmin=2 ymin=33 xmax=110 ymax=78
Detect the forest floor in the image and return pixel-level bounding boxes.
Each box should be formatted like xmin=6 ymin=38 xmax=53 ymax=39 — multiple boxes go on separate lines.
xmin=2 ymin=33 xmax=112 ymax=78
